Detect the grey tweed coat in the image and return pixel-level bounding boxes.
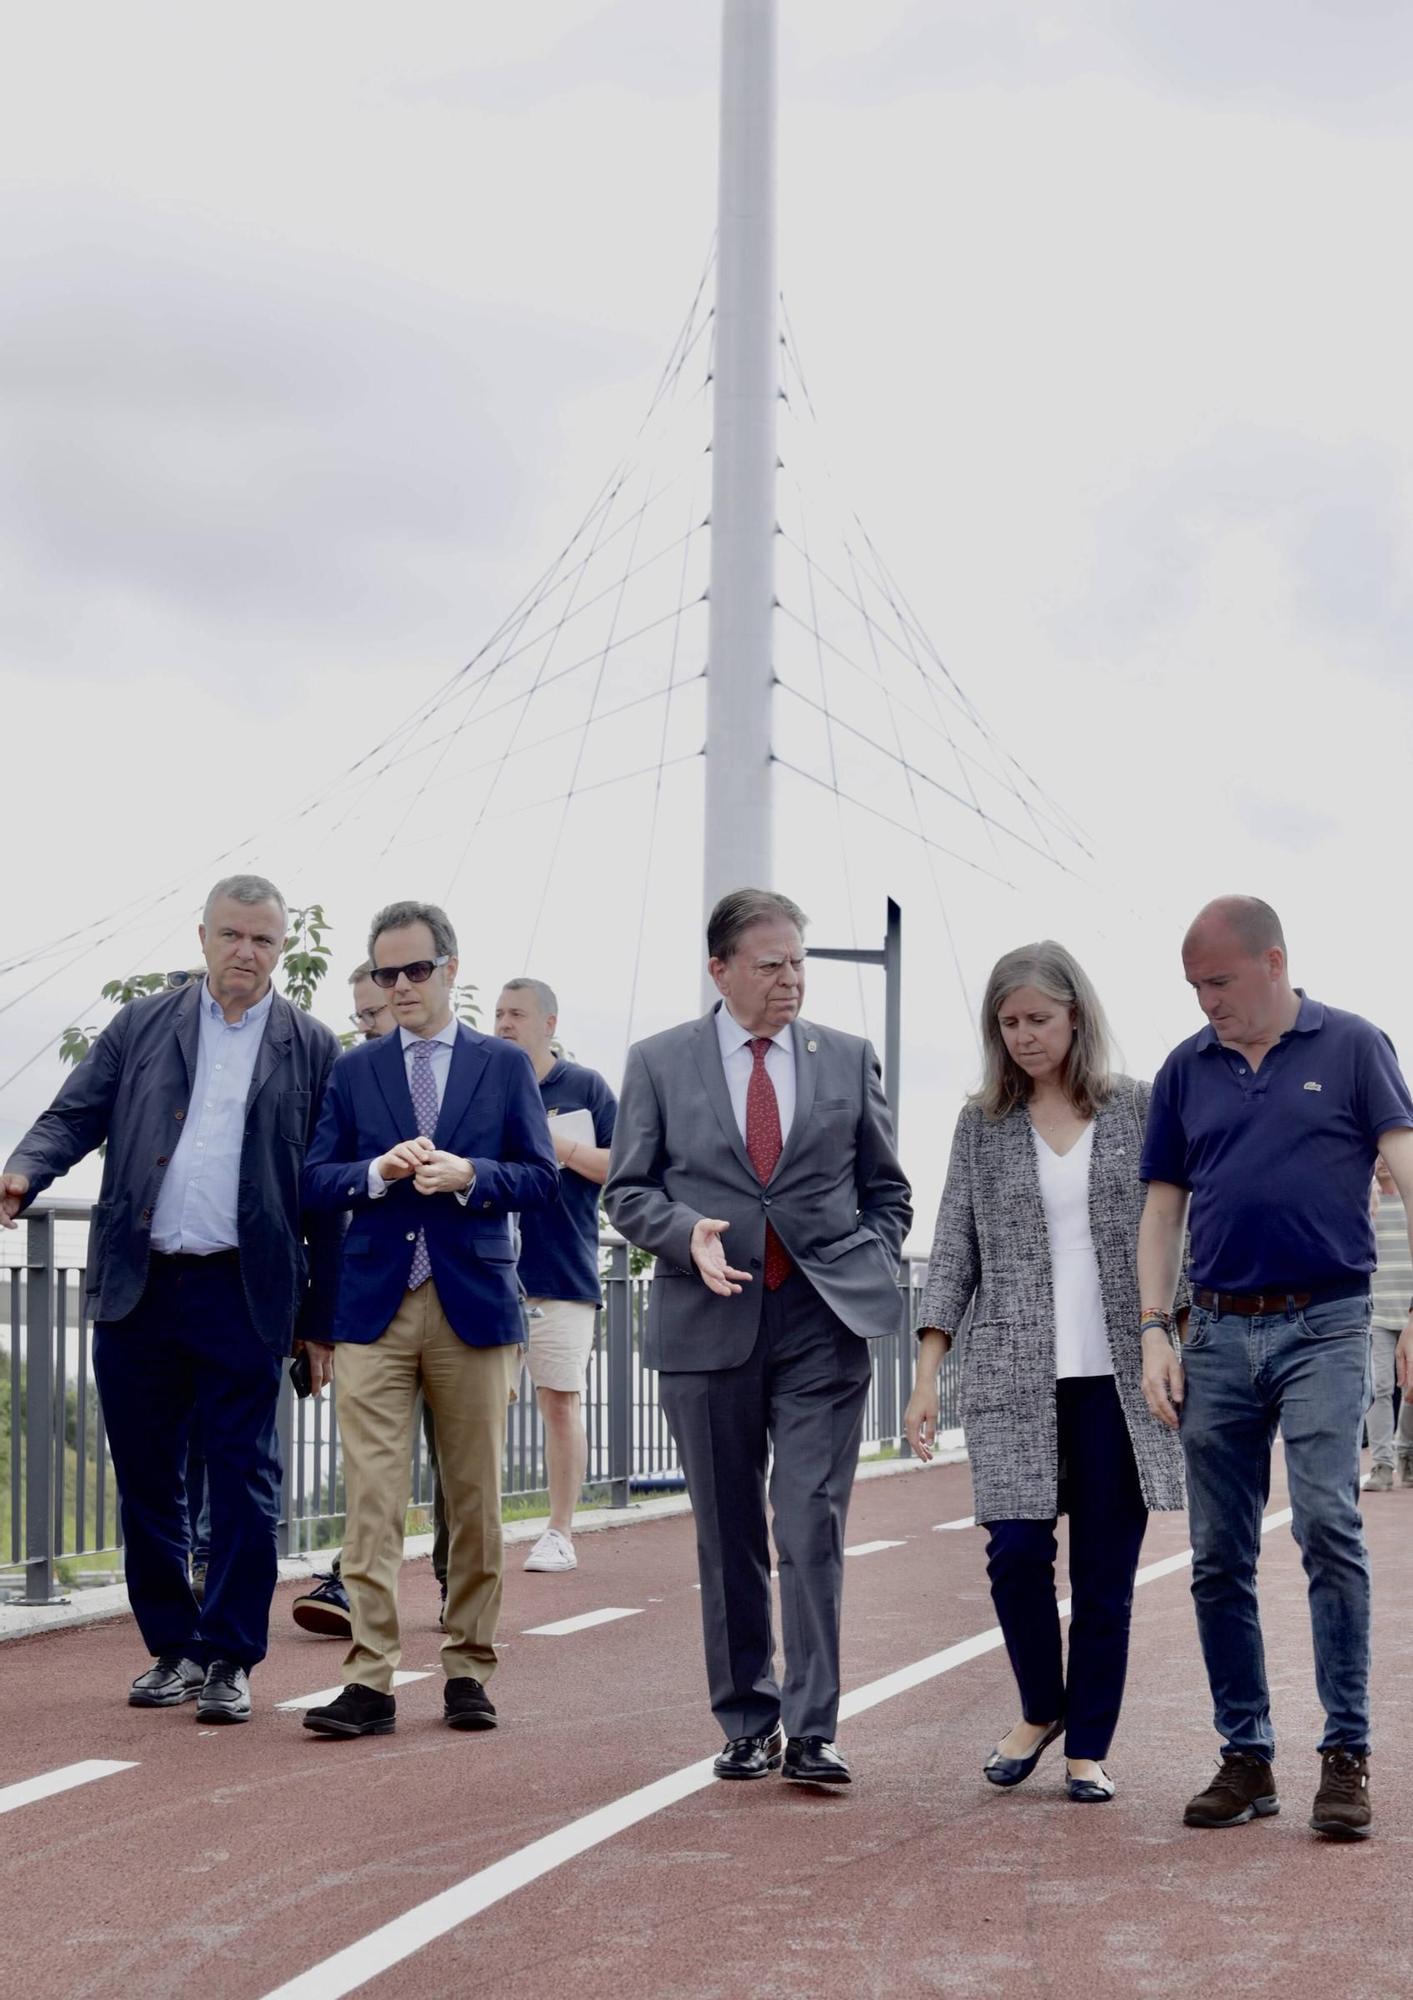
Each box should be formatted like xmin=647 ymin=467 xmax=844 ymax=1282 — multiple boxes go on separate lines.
xmin=918 ymin=1078 xmax=1186 ymax=1522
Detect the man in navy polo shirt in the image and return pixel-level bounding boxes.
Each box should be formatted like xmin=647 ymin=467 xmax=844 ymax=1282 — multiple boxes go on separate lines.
xmin=495 ymin=979 xmax=617 ymax=1574
xmin=1138 ymin=895 xmax=1413 ymax=1843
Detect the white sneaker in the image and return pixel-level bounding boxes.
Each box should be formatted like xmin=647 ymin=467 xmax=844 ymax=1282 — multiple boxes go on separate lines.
xmin=523 ymin=1528 xmax=577 ymax=1573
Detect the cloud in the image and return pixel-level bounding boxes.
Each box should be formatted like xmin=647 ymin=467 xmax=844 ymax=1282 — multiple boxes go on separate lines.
xmin=0 ymin=194 xmax=643 ymax=678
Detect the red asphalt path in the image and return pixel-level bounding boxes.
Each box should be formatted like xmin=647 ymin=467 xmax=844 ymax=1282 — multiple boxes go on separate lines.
xmin=1 ymin=1452 xmax=1409 ymax=2000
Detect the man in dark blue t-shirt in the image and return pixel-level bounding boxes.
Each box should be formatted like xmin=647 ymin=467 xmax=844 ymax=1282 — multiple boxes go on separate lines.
xmin=1138 ymin=896 xmax=1413 ymax=1844
xmin=495 ymin=979 xmax=617 ymax=1574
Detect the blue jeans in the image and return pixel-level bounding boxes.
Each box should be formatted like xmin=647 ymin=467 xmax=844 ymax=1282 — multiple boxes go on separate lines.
xmin=1181 ymin=1293 xmax=1373 ymax=1758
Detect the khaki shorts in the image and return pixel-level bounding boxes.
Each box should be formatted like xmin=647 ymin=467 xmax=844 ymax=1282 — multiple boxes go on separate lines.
xmin=524 ymin=1297 xmax=598 ymax=1393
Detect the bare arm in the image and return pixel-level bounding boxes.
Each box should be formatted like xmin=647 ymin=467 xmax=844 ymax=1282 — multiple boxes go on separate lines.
xmin=1138 ymin=1180 xmax=1190 ymax=1429
xmin=552 ymin=1129 xmax=611 ymax=1186
xmin=903 ymin=1327 xmax=953 ymax=1461
xmin=1376 ymin=1127 xmax=1413 ymax=1390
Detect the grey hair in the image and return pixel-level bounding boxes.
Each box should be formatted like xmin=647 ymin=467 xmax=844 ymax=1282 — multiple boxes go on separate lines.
xmin=368 ymin=900 xmax=458 ymax=960
xmin=974 ymin=940 xmax=1114 ymax=1120
xmin=1188 ymin=895 xmax=1287 ymax=958
xmin=707 ymin=888 xmax=809 ymax=962
xmin=502 ymin=977 xmax=558 ymax=1020
xmin=348 ymin=959 xmax=375 ymax=986
xmin=203 ymin=874 xmax=288 ymax=929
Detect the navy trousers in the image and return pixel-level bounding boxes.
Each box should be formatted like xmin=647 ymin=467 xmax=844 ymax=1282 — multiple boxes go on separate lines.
xmin=984 ymin=1374 xmax=1149 ymax=1761
xmin=94 ymin=1252 xmax=284 ymax=1671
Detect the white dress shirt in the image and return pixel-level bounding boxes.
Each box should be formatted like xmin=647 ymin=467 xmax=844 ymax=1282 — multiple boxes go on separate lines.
xmin=368 ymin=1018 xmax=471 ymax=1202
xmin=715 ymin=1002 xmax=796 ymax=1145
xmin=1032 ymin=1122 xmax=1112 ymax=1379
xmin=150 ymin=980 xmax=274 ymax=1254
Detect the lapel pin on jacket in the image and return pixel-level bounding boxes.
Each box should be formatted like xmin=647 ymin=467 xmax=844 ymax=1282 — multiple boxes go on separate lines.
xmin=806 ymin=1039 xmax=817 ymax=1053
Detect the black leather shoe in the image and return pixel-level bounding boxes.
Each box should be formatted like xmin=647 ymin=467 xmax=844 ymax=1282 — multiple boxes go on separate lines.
xmin=444 ymin=1677 xmax=497 ymax=1730
xmin=783 ymin=1737 xmax=852 ymax=1785
xmin=714 ymin=1724 xmax=785 ymax=1780
xmin=1065 ymin=1769 xmax=1116 ymax=1803
xmin=983 ymin=1719 xmax=1064 ymax=1788
xmin=129 ymin=1655 xmax=205 ymax=1707
xmin=196 ymin=1660 xmax=251 ymax=1724
xmin=303 ymin=1682 xmax=396 ymax=1737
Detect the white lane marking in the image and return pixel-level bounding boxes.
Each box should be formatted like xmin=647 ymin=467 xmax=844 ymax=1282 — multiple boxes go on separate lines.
xmin=260 ymin=1505 xmax=1291 ymax=2000
xmin=933 ymin=1515 xmax=975 ymax=1532
xmin=277 ymin=1672 xmax=431 ymax=1712
xmin=523 ymin=1608 xmax=643 ymax=1638
xmin=0 ymin=1760 xmax=136 ymax=1817
xmin=843 ymin=1539 xmax=906 ymax=1558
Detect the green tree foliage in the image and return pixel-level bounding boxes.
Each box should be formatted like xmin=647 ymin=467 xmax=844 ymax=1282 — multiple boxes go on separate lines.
xmin=280 ymin=904 xmax=332 ymax=1014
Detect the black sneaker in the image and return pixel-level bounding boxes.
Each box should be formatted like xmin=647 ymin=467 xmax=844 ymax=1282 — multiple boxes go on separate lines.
xmin=444 ymin=1677 xmax=497 ymax=1730
xmin=291 ymin=1569 xmax=352 ymax=1639
xmin=1183 ymin=1751 xmax=1279 ymax=1828
xmin=303 ymin=1683 xmax=397 ymax=1738
xmin=196 ymin=1660 xmax=252 ymax=1724
xmin=129 ymin=1655 xmax=205 ymax=1708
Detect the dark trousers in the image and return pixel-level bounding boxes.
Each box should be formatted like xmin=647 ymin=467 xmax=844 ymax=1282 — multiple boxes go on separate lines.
xmin=94 ymin=1253 xmax=284 ymax=1671
xmin=984 ymin=1374 xmax=1148 ymax=1762
xmin=422 ymin=1397 xmax=449 ymax=1588
xmin=659 ymin=1269 xmax=873 ymax=1742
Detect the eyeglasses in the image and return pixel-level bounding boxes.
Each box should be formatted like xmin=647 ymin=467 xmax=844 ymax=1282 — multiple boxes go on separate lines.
xmin=349 ymin=1007 xmax=391 ymax=1028
xmin=369 ymin=956 xmax=449 ymax=991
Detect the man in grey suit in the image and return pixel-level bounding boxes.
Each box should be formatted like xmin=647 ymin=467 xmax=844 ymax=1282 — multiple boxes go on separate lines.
xmin=604 ymin=888 xmax=911 ymax=1785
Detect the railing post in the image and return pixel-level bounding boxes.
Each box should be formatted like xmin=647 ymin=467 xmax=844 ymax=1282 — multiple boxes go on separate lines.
xmin=23 ymin=1210 xmax=61 ymax=1604
xmin=276 ymin=1372 xmax=295 ymax=1559
xmin=896 ymin=1259 xmax=913 ymax=1459
xmin=605 ymin=1238 xmax=632 ymax=1510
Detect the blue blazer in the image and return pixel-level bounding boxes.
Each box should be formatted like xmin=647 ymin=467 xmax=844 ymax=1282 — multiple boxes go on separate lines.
xmin=4 ymin=982 xmax=343 ymax=1357
xmin=302 ymin=1023 xmax=560 ymax=1347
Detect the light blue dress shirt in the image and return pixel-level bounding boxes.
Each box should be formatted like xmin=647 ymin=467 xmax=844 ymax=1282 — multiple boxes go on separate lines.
xmin=367 ymin=1019 xmax=472 ymax=1203
xmin=150 ymin=979 xmax=275 ymax=1254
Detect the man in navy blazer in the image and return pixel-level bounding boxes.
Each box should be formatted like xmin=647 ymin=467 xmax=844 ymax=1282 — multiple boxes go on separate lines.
xmin=300 ymin=899 xmax=558 ymax=1738
xmin=1 ymin=875 xmax=342 ymax=1721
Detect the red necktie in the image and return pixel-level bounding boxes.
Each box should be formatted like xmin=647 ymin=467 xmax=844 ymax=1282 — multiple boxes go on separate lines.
xmin=746 ymin=1037 xmax=792 ymax=1290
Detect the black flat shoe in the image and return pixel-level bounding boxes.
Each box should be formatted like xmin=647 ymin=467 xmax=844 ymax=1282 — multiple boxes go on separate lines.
xmin=983 ymin=1718 xmax=1064 ymax=1788
xmin=1065 ymin=1769 xmax=1116 ymax=1803
xmin=303 ymin=1683 xmax=396 ymax=1737
xmin=444 ymin=1677 xmax=497 ymax=1730
xmin=196 ymin=1660 xmax=251 ymax=1724
xmin=714 ymin=1725 xmax=785 ymax=1780
xmin=783 ymin=1737 xmax=852 ymax=1785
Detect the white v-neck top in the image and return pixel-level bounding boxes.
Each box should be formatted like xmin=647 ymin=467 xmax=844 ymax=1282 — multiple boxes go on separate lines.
xmin=1032 ymin=1121 xmax=1112 ymax=1380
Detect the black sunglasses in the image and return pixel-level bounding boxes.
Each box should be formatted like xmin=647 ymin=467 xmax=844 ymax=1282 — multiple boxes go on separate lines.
xmin=369 ymin=955 xmax=450 ymax=990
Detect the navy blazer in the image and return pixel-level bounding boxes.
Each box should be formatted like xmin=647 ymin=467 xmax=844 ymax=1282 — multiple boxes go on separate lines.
xmin=302 ymin=1023 xmax=560 ymax=1347
xmin=5 ymin=983 xmax=343 ymax=1357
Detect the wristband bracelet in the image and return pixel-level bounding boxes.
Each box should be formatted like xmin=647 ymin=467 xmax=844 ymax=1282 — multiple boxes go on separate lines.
xmin=1139 ymin=1309 xmax=1172 ymax=1333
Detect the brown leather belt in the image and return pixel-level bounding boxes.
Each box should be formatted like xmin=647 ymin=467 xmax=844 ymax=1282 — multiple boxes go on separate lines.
xmin=1194 ymin=1286 xmax=1311 ymax=1316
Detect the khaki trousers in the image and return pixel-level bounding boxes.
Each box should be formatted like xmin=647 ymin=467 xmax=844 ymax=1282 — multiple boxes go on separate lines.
xmin=335 ymin=1282 xmax=521 ymax=1692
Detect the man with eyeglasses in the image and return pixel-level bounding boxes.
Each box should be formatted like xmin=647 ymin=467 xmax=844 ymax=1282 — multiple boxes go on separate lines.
xmin=347 ymin=960 xmax=396 ymax=1043
xmin=605 ymin=888 xmax=911 ymax=1786
xmin=299 ymin=900 xmax=558 ymax=1738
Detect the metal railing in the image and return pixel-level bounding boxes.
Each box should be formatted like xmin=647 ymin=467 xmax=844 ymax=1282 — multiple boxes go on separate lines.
xmin=2 ymin=1199 xmax=961 ymax=1604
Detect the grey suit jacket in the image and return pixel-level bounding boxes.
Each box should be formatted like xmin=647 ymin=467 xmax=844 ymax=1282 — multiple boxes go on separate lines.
xmin=604 ymin=1008 xmax=912 ymax=1371
xmin=918 ymin=1078 xmax=1186 ymax=1521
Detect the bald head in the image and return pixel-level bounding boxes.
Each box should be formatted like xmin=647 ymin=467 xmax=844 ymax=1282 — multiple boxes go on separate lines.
xmin=1184 ymin=896 xmax=1286 ymax=961
xmin=1181 ymin=895 xmax=1297 ymax=1051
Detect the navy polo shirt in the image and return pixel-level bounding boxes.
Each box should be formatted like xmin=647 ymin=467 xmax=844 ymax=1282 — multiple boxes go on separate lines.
xmin=1141 ymin=993 xmax=1413 ymax=1293
xmin=517 ymin=1058 xmax=618 ymax=1304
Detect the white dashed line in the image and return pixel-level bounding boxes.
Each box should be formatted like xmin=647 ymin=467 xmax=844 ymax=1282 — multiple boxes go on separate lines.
xmin=277 ymin=1671 xmax=432 ymax=1711
xmin=932 ymin=1515 xmax=975 ymax=1531
xmin=0 ymin=1760 xmax=137 ymax=1817
xmin=261 ymin=1503 xmax=1281 ymax=2000
xmin=523 ymin=1608 xmax=644 ymax=1638
xmin=843 ymin=1539 xmax=906 ymax=1558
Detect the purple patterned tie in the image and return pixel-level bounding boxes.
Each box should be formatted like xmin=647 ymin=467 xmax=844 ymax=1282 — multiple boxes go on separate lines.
xmin=406 ymin=1039 xmax=439 ymax=1291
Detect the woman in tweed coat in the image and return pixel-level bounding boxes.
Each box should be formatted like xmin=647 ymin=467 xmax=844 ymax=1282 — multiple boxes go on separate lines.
xmin=904 ymin=941 xmax=1184 ymax=1803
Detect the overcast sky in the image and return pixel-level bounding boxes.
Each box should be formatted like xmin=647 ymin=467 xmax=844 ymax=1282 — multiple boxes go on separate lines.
xmin=3 ymin=1 xmax=1411 ymax=1232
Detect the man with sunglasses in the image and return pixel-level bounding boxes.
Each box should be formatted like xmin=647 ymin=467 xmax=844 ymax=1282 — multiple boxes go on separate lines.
xmin=299 ymin=901 xmax=559 ymax=1737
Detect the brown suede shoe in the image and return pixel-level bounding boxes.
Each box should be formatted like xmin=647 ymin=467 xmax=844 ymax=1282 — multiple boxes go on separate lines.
xmin=1183 ymin=1751 xmax=1280 ymax=1828
xmin=1310 ymin=1749 xmax=1372 ymax=1841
